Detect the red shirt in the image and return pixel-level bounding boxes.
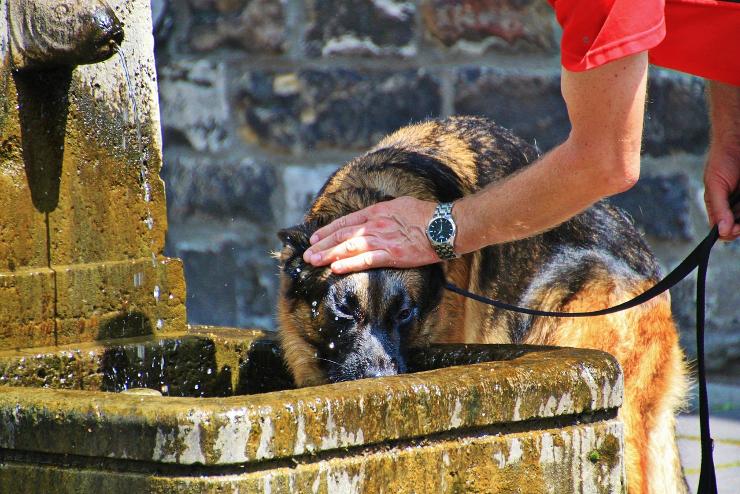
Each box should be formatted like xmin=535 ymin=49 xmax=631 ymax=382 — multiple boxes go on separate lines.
xmin=549 ymin=0 xmax=740 ymax=85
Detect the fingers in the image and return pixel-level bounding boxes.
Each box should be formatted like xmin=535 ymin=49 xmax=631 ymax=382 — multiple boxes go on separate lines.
xmin=329 ymin=250 xmax=393 ymax=274
xmin=309 ymin=210 xmax=369 ymax=245
xmin=704 ymin=180 xmax=739 ymax=240
xmin=304 ymin=233 xmax=380 ymax=266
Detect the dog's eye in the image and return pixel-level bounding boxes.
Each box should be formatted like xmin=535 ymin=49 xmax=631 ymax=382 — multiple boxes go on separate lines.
xmin=333 ymin=294 xmax=363 ymax=322
xmin=334 ymin=303 xmax=355 ymax=321
xmin=396 ymin=308 xmax=415 ymax=325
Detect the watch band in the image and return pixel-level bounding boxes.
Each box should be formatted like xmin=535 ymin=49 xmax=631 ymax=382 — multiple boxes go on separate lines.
xmin=435 ymin=241 xmax=457 ymax=260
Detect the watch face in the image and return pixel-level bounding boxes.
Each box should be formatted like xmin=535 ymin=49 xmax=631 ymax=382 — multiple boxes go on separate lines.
xmin=428 ymin=217 xmax=454 ymax=243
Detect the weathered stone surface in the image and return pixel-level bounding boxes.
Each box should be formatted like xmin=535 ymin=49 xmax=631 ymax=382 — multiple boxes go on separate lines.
xmin=0 ymin=0 xmax=187 ymax=347
xmin=188 ymin=0 xmax=287 ymax=54
xmin=47 ymin=0 xmax=168 ymax=265
xmin=0 ymin=329 xmax=271 ymax=396
xmin=162 ymin=151 xmax=277 ymax=222
xmin=304 ymin=0 xmax=416 ymax=57
xmin=421 ymin=0 xmax=558 ymax=54
xmin=0 ymin=269 xmax=56 ymax=349
xmin=158 ymin=60 xmax=229 ymax=152
xmin=610 ymin=173 xmax=694 ymax=241
xmin=643 ymin=70 xmax=708 ymax=156
xmin=0 ymin=70 xmax=49 ymax=272
xmin=0 ymin=420 xmax=624 ymax=493
xmin=0 ymin=342 xmax=622 ymax=465
xmin=454 ymin=67 xmax=567 ymax=151
xmin=165 ymin=219 xmax=278 ymax=329
xmin=234 ymin=68 xmax=443 ymax=152
xmin=54 ymin=257 xmax=186 ymax=347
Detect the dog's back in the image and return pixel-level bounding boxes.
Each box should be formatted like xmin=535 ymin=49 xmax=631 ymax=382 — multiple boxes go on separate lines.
xmin=280 ymin=116 xmax=687 ymax=494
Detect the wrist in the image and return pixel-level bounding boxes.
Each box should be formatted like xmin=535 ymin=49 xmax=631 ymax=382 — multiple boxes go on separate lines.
xmin=451 ymin=195 xmax=494 ymax=255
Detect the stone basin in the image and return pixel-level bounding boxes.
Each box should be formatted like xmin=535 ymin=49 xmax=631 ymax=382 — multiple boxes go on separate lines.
xmin=0 ymin=326 xmax=625 ymax=493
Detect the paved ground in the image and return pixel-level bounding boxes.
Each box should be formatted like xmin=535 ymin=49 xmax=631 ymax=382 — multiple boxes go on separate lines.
xmin=678 ymin=382 xmax=740 ymax=493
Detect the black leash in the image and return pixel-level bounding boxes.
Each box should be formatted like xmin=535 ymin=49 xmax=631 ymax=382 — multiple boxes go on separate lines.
xmin=445 ymin=194 xmax=739 ymax=494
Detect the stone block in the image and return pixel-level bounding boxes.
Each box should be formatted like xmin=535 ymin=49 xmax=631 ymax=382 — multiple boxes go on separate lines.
xmin=188 ymin=0 xmax=287 ymax=54
xmin=0 ymin=269 xmax=56 ymax=349
xmin=421 ymin=0 xmax=558 ymax=54
xmin=454 ymin=67 xmax=567 ymax=151
xmin=234 ymin=68 xmax=442 ymax=152
xmin=158 ymin=60 xmax=230 ymax=152
xmin=165 ymin=219 xmax=279 ymax=329
xmin=644 ymin=70 xmax=708 ymax=156
xmin=610 ymin=173 xmax=694 ymax=241
xmin=304 ymin=0 xmax=416 ymax=57
xmin=54 ymin=257 xmax=187 ymax=346
xmin=161 ymin=151 xmax=277 ymax=223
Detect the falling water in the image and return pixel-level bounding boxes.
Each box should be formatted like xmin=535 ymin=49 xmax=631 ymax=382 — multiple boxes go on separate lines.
xmin=117 ymin=47 xmax=163 ymax=328
xmin=117 ymin=49 xmax=152 ymax=206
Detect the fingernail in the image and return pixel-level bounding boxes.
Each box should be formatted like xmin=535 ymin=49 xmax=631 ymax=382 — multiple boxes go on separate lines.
xmin=310 ymin=234 xmax=319 ymax=244
xmin=718 ymin=219 xmax=729 ymax=235
xmin=311 ymin=253 xmax=322 ymax=264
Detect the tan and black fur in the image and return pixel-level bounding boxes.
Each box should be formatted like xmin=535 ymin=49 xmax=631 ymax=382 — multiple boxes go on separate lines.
xmin=277 ymin=116 xmax=687 ymax=494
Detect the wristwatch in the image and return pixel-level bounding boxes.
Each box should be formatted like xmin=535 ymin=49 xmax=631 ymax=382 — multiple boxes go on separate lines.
xmin=427 ymin=202 xmax=458 ymax=260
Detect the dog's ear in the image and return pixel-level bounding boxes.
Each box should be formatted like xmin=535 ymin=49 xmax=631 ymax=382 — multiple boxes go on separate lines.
xmin=277 ymin=223 xmax=313 ymax=280
xmin=277 ymin=223 xmax=332 ymax=301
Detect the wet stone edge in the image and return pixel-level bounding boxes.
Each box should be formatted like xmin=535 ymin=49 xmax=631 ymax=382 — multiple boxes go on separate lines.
xmin=0 ymin=407 xmax=619 ymax=477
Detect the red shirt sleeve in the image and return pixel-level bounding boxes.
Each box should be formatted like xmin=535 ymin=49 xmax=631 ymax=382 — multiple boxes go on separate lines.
xmin=549 ymin=0 xmax=666 ymax=71
xmin=650 ymin=0 xmax=740 ymax=86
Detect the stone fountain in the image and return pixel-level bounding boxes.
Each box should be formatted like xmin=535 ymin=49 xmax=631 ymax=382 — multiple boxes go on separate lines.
xmin=0 ymin=1 xmax=626 ymax=492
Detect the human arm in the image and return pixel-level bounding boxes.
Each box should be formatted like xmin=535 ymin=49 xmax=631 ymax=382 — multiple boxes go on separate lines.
xmin=704 ymin=80 xmax=740 ymax=241
xmin=304 ymin=52 xmax=650 ymax=274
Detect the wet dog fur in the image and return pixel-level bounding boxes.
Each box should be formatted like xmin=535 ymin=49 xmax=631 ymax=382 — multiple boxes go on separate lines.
xmin=276 ymin=116 xmax=687 ymax=494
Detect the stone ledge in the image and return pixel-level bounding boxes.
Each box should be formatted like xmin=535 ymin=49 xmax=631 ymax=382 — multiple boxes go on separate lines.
xmin=0 ymin=419 xmax=624 ymax=493
xmin=0 ymin=344 xmax=622 ymax=466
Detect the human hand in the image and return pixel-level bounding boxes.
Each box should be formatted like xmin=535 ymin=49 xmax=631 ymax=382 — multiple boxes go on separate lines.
xmin=703 ymin=143 xmax=740 ymax=241
xmin=302 ymin=197 xmax=440 ymax=274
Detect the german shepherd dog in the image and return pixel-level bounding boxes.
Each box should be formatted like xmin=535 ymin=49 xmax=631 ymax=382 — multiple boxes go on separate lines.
xmin=277 ymin=116 xmax=687 ymax=494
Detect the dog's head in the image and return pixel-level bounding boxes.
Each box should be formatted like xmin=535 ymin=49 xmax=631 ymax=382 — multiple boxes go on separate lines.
xmin=277 ymin=223 xmax=445 ymax=386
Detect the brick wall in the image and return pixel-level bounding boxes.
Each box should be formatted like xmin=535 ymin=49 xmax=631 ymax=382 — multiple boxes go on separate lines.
xmin=152 ymin=0 xmax=740 ymax=374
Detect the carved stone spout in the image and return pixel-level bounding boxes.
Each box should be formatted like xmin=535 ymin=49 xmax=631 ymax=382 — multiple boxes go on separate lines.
xmin=8 ymin=0 xmax=124 ymax=70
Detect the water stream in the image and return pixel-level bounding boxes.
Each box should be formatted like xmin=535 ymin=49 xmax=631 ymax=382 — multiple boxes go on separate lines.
xmin=117 ymin=48 xmax=163 ymax=330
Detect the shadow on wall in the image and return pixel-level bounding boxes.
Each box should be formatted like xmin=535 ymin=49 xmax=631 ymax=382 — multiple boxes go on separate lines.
xmin=14 ymin=68 xmax=72 ymax=214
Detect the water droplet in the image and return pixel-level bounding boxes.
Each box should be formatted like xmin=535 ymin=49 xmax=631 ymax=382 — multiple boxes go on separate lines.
xmin=328 ymin=342 xmax=335 ymax=349
xmin=311 ymin=301 xmax=317 ymax=307
xmin=207 ymin=368 xmax=212 ymax=375
xmin=153 ymin=285 xmax=160 ymax=300
xmin=156 ymin=319 xmax=164 ymax=329
xmin=194 ymin=384 xmax=200 ymax=390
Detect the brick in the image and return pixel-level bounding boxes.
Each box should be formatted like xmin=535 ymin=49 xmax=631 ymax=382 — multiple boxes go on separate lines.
xmin=161 ymin=151 xmax=277 ymax=223
xmin=454 ymin=67 xmax=567 ymax=151
xmin=421 ymin=0 xmax=558 ymax=53
xmin=158 ymin=60 xmax=230 ymax=152
xmin=610 ymin=173 xmax=694 ymax=241
xmin=234 ymin=68 xmax=442 ymax=152
xmin=304 ymin=0 xmax=416 ymax=57
xmin=165 ymin=220 xmax=279 ymax=329
xmin=188 ymin=0 xmax=286 ymax=54
xmin=644 ymin=71 xmax=708 ymax=156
